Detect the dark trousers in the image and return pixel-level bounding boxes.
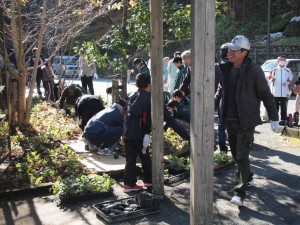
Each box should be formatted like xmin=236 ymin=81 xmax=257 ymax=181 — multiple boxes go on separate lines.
xmin=85 ymin=127 xmax=123 ymax=148
xmin=218 ymin=110 xmax=227 ymax=152
xmin=81 ymin=76 xmax=94 ymax=95
xmin=124 ymin=139 xmax=152 ymax=186
xmin=43 ymin=81 xmax=55 ymax=102
xmin=226 ymin=121 xmax=254 ymax=200
xmin=274 ymin=97 xmax=288 ymax=121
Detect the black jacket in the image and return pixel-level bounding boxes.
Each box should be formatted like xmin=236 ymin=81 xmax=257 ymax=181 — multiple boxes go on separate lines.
xmin=216 ymin=57 xmax=278 ymax=130
xmin=59 ymin=86 xmax=83 ymax=109
xmin=75 ymin=95 xmax=104 ymax=117
xmin=124 ymin=89 xmax=151 ymax=140
xmin=179 ymin=66 xmax=191 ymax=97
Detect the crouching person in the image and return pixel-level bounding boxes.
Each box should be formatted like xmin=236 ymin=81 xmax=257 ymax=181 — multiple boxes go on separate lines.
xmin=75 ymin=95 xmax=105 ymax=131
xmin=57 ymin=84 xmax=82 ymax=115
xmin=83 ymin=99 xmax=126 ymax=156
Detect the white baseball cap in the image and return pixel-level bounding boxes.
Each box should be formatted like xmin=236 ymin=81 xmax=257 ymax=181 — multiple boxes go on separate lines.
xmin=227 ymin=35 xmax=250 ymax=51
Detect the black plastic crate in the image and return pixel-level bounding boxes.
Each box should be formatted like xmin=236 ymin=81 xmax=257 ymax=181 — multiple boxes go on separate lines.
xmin=164 ymin=170 xmax=190 ymax=186
xmin=93 ymin=196 xmax=160 ymax=224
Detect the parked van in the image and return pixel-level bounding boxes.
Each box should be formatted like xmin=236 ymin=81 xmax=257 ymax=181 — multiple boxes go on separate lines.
xmin=261 ymin=58 xmax=300 ymax=88
xmin=52 ymin=55 xmax=79 ymax=78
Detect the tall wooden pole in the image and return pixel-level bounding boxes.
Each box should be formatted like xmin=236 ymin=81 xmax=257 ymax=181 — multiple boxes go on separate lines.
xmin=267 ymin=0 xmax=271 ymax=59
xmin=190 ymin=0 xmax=215 ymax=224
xmin=149 ymin=0 xmax=164 ymax=197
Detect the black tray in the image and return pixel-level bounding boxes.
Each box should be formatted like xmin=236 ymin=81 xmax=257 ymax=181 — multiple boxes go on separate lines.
xmin=164 ymin=162 xmax=236 ymax=186
xmin=164 ymin=170 xmax=190 ymax=186
xmin=93 ymin=196 xmax=160 ymax=224
xmin=213 ymin=161 xmax=236 ymax=175
xmin=59 ymin=189 xmax=113 ymax=204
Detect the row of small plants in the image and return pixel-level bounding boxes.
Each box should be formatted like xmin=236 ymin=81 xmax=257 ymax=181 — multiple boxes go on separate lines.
xmin=0 ymin=99 xmax=115 ymax=198
xmin=164 ymin=152 xmax=234 ymax=174
xmin=51 ymin=174 xmax=115 ymax=199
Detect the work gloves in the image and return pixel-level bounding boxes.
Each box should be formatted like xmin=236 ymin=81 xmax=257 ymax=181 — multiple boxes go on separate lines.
xmin=270 ymin=120 xmax=279 ymax=133
xmin=60 ymin=109 xmax=66 ymax=115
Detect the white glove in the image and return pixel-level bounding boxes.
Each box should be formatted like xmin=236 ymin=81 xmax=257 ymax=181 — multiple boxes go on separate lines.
xmin=93 ymin=73 xmax=98 ymax=79
xmin=270 ymin=120 xmax=279 ymax=132
xmin=60 ymin=109 xmax=66 ymax=115
xmin=76 ymin=117 xmax=82 ymax=125
xmin=142 ymin=134 xmax=151 ymax=153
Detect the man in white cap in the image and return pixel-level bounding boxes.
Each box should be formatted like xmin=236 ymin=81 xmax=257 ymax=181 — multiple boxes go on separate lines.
xmin=215 ymin=35 xmax=279 ymax=207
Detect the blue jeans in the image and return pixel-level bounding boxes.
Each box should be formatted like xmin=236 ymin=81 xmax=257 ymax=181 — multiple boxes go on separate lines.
xmin=85 ymin=127 xmax=123 ymax=148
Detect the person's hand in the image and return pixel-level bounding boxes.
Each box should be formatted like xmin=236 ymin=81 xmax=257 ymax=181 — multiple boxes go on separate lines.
xmin=142 ymin=134 xmax=151 ymax=154
xmin=270 ymin=120 xmax=279 ymax=132
xmin=60 ymin=109 xmax=66 ymax=115
xmin=93 ymin=73 xmax=98 ymax=79
xmin=76 ymin=117 xmax=82 ymax=125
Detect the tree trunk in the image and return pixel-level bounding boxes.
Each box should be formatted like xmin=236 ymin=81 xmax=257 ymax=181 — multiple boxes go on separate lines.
xmin=121 ymin=0 xmax=129 ymax=99
xmin=17 ymin=73 xmax=26 ymax=125
xmin=24 ymin=0 xmax=48 ymax=125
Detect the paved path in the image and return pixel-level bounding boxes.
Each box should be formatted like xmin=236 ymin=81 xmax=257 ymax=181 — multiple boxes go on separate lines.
xmin=0 ymin=122 xmax=299 ymax=225
xmin=1 ymin=85 xmax=299 ymax=225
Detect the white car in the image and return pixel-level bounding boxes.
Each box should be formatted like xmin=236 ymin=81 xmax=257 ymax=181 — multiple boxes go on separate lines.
xmin=52 ymin=55 xmax=79 ymax=78
xmin=261 ymin=58 xmax=300 ymax=89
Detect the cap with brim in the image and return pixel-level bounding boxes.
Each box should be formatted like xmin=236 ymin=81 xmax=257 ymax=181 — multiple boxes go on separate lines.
xmin=227 ymin=35 xmax=250 ymax=51
xmin=226 ymin=43 xmax=241 ymax=51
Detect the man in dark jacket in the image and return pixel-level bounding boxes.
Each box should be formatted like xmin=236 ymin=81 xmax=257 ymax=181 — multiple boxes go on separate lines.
xmin=75 ymin=95 xmax=105 ymax=131
xmin=215 ymin=45 xmax=229 ymax=154
xmin=27 ymin=47 xmax=45 ymax=96
xmin=215 ymin=35 xmax=279 ymax=207
xmin=84 ymin=100 xmax=126 ymax=155
xmin=179 ymin=50 xmax=192 ymax=97
xmin=58 ymin=84 xmax=82 ymax=115
xmin=173 ymin=57 xmax=187 ymax=91
xmin=123 ymin=73 xmax=190 ymax=193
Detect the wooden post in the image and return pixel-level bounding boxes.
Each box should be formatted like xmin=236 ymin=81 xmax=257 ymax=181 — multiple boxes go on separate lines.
xmin=112 ymin=79 xmax=119 ymax=103
xmin=150 ymin=0 xmax=164 ymax=197
xmin=190 ymin=0 xmax=215 ymax=225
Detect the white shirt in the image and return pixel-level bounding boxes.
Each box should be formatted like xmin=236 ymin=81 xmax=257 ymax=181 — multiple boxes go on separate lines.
xmin=79 ymin=56 xmax=96 ymax=77
xmin=269 ymin=66 xmax=293 ymax=97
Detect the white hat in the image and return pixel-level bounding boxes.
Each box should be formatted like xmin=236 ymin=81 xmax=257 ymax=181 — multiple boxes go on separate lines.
xmin=227 ymin=35 xmax=250 ymax=51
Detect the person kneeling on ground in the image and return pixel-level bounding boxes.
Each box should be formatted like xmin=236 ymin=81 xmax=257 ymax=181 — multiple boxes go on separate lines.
xmin=57 ymin=84 xmax=82 ymax=115
xmin=83 ymin=99 xmax=127 ymax=156
xmin=167 ymin=89 xmax=190 ymax=123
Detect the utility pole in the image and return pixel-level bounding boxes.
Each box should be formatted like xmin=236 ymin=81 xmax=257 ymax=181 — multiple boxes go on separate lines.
xmin=267 ymin=0 xmax=271 ymax=59
xmin=150 ymin=0 xmax=164 ymax=198
xmin=190 ymin=0 xmax=215 ymax=224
